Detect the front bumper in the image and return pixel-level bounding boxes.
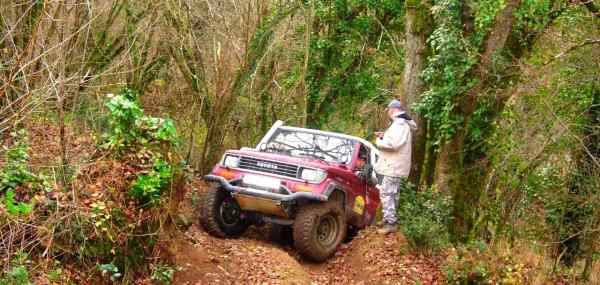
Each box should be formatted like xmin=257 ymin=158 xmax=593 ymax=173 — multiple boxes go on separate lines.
xmin=204 ymin=174 xmax=328 ymax=218
xmin=203 ymin=175 xmax=328 ymax=202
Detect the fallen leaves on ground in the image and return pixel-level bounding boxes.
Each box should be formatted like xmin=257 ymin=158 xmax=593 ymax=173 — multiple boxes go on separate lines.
xmin=172 ymin=187 xmax=445 ymax=285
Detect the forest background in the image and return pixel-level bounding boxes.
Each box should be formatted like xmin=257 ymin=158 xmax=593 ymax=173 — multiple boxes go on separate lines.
xmin=0 ymin=0 xmax=599 ymax=283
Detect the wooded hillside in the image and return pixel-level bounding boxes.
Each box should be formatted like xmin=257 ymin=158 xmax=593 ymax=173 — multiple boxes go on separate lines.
xmin=1 ymin=0 xmax=599 ymax=284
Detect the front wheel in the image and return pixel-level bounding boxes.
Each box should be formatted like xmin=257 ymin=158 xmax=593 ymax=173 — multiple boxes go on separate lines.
xmin=293 ymin=203 xmax=346 ymax=262
xmin=199 ymin=187 xmax=249 ymax=238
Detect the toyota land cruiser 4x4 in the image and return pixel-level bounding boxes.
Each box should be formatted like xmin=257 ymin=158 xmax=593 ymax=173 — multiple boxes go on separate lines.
xmin=199 ymin=120 xmax=380 ymax=261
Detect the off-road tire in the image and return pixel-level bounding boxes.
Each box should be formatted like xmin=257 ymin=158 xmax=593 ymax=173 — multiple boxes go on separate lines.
xmin=266 ymin=223 xmax=293 ymax=246
xmin=199 ymin=187 xmax=249 ymax=238
xmin=293 ymin=202 xmax=346 ymax=262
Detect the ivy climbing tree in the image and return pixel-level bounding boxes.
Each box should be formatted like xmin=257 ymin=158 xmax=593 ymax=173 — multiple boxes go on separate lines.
xmin=411 ymin=0 xmax=598 ymax=242
xmin=303 ymin=0 xmax=404 ymax=129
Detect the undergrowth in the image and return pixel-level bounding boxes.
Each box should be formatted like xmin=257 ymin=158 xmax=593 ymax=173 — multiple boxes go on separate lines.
xmin=130 ymin=158 xmax=173 ymax=207
xmin=102 ymin=88 xmax=177 ymax=152
xmin=397 ymin=183 xmax=452 ymax=252
xmin=443 ymin=241 xmax=555 ymax=285
xmin=0 ymin=87 xmax=184 ymax=283
xmin=104 ymin=88 xmax=179 ymax=207
xmin=0 ymin=130 xmax=51 ymax=216
xmin=0 ymin=252 xmax=32 ymax=285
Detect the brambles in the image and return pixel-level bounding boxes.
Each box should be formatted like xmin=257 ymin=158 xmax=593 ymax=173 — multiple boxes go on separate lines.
xmin=104 ymin=92 xmax=144 ymax=149
xmin=0 ymin=87 xmax=182 ymax=283
xmin=46 ymin=262 xmax=65 ymax=283
xmin=101 ymin=88 xmax=179 ymax=207
xmin=0 ymin=131 xmax=34 ymax=190
xmin=140 ymin=117 xmax=177 ymax=143
xmin=103 ymin=88 xmax=178 ymax=152
xmin=0 ymin=130 xmax=51 ymax=193
xmin=0 ymin=130 xmax=50 ymax=216
xmin=130 ymin=159 xmax=173 ymax=207
xmin=55 ymin=88 xmax=184 ymax=280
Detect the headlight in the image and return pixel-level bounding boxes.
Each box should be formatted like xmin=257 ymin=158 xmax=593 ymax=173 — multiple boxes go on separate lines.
xmin=222 ymin=155 xmax=239 ymax=168
xmin=300 ymin=168 xmax=327 ymax=183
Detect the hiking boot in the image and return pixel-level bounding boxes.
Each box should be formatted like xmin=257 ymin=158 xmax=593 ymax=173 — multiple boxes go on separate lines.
xmin=377 ymin=223 xmax=398 ymax=235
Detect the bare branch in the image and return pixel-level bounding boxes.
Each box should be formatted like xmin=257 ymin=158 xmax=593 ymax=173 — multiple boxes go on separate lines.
xmin=545 ymin=38 xmax=600 ymax=65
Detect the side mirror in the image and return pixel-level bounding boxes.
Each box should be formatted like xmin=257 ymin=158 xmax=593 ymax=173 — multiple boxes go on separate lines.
xmin=356 ymin=164 xmax=374 ymax=184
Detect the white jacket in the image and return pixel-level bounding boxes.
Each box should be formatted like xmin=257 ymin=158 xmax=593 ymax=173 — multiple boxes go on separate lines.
xmin=374 ymin=113 xmax=417 ymax=178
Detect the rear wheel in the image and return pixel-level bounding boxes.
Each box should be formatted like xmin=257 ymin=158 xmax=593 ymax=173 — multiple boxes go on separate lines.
xmin=199 ymin=187 xmax=249 ymax=238
xmin=293 ymin=202 xmax=346 ymax=262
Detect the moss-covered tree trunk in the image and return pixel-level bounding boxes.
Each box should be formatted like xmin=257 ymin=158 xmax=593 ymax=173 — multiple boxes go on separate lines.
xmin=435 ymin=0 xmax=522 ymax=241
xmin=577 ymin=86 xmax=599 ymax=279
xmin=403 ymin=0 xmax=430 ymax=186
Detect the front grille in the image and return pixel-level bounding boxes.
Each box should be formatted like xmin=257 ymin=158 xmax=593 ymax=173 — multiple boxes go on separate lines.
xmin=238 ymin=156 xmax=299 ymax=178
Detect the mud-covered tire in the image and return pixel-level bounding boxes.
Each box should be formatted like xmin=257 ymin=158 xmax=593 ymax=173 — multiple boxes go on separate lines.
xmin=293 ymin=202 xmax=346 ymax=262
xmin=266 ymin=223 xmax=293 ymax=246
xmin=198 ymin=187 xmax=249 ymax=238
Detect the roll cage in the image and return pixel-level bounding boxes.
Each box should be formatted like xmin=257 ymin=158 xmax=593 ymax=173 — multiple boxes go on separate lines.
xmin=255 ymin=120 xmax=379 ymax=166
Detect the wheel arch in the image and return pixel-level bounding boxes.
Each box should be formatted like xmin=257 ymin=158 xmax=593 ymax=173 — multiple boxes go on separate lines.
xmin=323 ymin=183 xmax=347 ymax=209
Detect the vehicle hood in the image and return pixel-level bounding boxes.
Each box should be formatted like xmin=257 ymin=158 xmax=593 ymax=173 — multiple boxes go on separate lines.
xmin=225 ymin=149 xmax=348 ymax=171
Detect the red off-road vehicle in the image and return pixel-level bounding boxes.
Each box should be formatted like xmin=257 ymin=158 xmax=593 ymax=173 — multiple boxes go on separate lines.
xmin=199 ymin=121 xmax=380 ymax=261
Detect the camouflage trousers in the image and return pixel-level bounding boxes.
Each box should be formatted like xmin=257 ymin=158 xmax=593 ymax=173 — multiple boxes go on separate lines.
xmin=380 ymin=176 xmax=405 ymax=225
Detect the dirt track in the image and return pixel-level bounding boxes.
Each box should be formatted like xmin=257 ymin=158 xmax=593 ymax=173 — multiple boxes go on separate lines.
xmin=170 ymin=221 xmax=445 ymax=285
xmin=16 ymin=122 xmax=444 ymax=284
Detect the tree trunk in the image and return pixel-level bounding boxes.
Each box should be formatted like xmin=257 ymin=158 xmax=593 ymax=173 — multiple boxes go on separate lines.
xmin=403 ymin=0 xmax=429 ymax=186
xmin=435 ymin=0 xmax=522 ymax=241
xmin=434 ymin=144 xmax=451 ymax=191
xmin=421 ymin=122 xmax=437 ymax=188
xmin=301 ymin=1 xmax=314 ymax=127
xmin=578 ymin=86 xmax=599 ymax=280
xmin=199 ymin=90 xmax=234 ymax=174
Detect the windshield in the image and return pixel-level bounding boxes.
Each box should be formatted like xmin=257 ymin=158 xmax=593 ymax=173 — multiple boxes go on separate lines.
xmin=261 ymin=129 xmax=355 ymax=164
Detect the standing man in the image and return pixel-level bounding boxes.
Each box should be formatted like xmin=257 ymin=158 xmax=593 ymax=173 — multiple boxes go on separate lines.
xmin=375 ymin=99 xmax=417 ymax=234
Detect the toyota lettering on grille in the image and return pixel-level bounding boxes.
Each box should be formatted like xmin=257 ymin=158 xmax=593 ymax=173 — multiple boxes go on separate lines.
xmin=256 ymin=161 xmax=278 ymax=170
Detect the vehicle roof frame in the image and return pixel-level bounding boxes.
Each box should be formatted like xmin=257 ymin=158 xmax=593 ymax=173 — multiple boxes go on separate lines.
xmin=255 ymin=120 xmax=380 ymax=164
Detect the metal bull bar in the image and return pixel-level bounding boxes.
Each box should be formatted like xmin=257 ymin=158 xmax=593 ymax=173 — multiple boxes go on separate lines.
xmin=203 ymin=175 xmax=328 ymax=202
